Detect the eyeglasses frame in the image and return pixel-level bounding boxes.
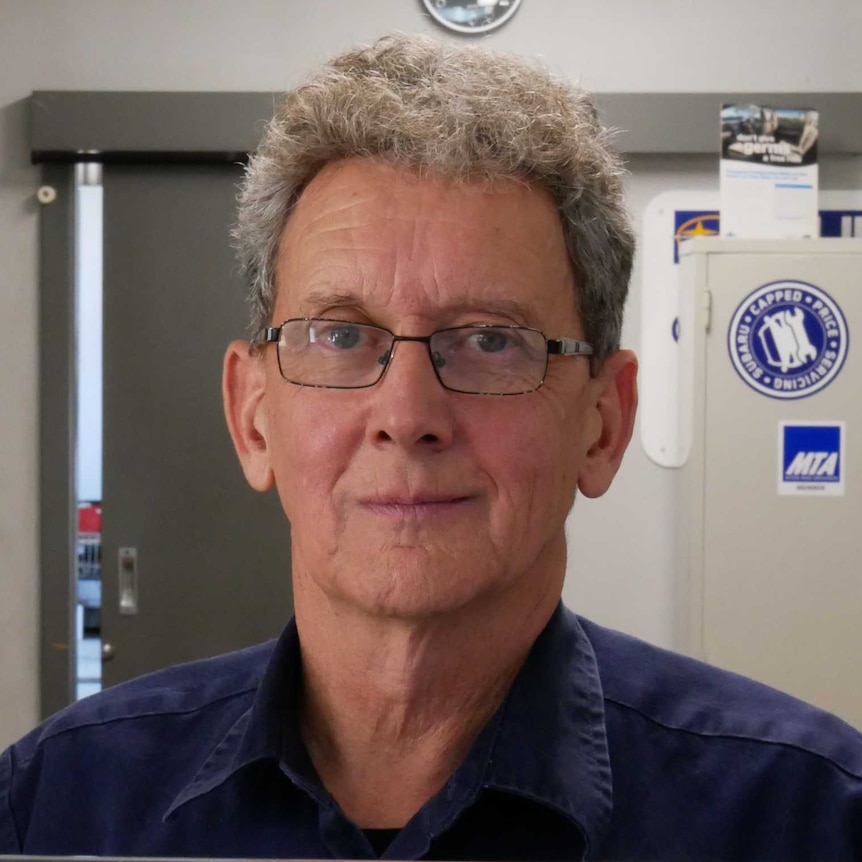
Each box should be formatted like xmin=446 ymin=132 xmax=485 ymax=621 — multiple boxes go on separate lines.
xmin=255 ymin=318 xmax=594 ymax=396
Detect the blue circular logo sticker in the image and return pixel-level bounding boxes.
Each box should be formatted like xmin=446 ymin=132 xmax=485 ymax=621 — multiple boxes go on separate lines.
xmin=728 ymin=280 xmax=848 ymax=399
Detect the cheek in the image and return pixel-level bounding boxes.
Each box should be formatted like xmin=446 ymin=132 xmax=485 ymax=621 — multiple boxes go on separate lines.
xmin=479 ymin=414 xmax=579 ymax=532
xmin=264 ymin=394 xmax=358 ymax=521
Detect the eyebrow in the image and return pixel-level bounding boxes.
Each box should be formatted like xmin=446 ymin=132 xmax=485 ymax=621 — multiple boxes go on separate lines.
xmin=297 ymin=289 xmax=363 ymax=313
xmin=295 ymin=289 xmax=542 ymax=326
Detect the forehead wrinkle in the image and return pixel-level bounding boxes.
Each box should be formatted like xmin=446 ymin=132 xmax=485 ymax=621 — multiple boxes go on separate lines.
xmin=282 ymin=200 xmax=392 ymax=268
xmin=292 ymin=187 xmax=374 ymax=229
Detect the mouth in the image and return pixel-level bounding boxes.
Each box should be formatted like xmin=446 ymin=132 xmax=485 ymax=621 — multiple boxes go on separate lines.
xmin=359 ymin=494 xmax=475 ymax=518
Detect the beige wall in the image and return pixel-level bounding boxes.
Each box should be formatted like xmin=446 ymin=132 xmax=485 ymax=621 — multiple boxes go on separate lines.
xmin=2 ymin=0 xmax=861 ymax=749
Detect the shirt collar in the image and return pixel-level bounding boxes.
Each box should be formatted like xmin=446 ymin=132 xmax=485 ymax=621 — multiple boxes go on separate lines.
xmin=483 ymin=603 xmax=613 ymax=853
xmin=163 ymin=618 xmax=305 ymax=820
xmin=164 ymin=604 xmax=613 ymax=852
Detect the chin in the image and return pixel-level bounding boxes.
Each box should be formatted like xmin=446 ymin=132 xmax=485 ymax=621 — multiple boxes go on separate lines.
xmin=335 ymin=549 xmax=506 ymax=622
xmin=296 ymin=537 xmax=478 ymax=613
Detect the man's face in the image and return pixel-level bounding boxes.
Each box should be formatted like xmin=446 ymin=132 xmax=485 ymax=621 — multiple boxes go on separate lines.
xmin=229 ymin=158 xmax=631 ymax=621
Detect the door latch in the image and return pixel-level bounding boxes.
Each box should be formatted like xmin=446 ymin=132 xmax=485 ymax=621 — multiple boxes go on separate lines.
xmin=118 ymin=547 xmax=138 ymax=615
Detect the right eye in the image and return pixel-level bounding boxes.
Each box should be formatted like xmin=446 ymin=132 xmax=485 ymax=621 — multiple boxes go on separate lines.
xmin=325 ymin=324 xmax=361 ymax=349
xmin=311 ymin=322 xmax=364 ymax=350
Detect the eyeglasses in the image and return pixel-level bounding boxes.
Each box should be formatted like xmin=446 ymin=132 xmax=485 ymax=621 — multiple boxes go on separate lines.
xmin=258 ymin=318 xmax=593 ymax=396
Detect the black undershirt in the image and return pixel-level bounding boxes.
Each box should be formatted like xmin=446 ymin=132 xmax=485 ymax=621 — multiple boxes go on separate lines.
xmin=362 ymin=828 xmax=400 ymax=857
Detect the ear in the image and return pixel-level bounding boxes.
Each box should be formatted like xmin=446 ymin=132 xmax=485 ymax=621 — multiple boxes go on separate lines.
xmin=222 ymin=340 xmax=274 ymax=492
xmin=577 ymin=349 xmax=638 ymax=499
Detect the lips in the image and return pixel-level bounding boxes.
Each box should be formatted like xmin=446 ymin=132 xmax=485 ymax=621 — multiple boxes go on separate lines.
xmin=359 ymin=493 xmax=475 ymax=517
xmin=362 ymin=494 xmax=471 ymax=506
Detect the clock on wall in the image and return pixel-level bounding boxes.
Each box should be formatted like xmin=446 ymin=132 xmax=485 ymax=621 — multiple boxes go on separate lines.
xmin=421 ymin=0 xmax=522 ymax=35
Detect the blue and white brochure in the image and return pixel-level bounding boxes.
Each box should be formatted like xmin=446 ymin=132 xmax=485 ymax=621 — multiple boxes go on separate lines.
xmin=721 ymin=104 xmax=818 ymax=239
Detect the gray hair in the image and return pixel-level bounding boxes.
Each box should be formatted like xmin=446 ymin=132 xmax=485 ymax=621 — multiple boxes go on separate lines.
xmin=235 ymin=34 xmax=634 ymax=361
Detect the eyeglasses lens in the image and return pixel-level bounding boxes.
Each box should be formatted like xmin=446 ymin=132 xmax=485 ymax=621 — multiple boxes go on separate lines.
xmin=430 ymin=327 xmax=547 ymax=394
xmin=278 ymin=320 xmax=391 ymax=388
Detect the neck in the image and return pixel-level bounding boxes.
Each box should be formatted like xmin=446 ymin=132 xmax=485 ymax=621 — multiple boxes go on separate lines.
xmin=294 ymin=569 xmax=562 ymax=828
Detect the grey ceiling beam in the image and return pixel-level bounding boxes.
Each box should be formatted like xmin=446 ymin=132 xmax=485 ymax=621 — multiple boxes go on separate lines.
xmin=30 ymin=92 xmax=278 ymax=163
xmin=30 ymin=91 xmax=862 ymax=162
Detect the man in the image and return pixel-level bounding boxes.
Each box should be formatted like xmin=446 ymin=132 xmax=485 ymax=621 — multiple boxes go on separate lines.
xmin=2 ymin=35 xmax=861 ymax=859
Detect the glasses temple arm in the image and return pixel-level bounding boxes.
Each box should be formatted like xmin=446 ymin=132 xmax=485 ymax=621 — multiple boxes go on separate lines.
xmin=547 ymin=338 xmax=594 ymax=356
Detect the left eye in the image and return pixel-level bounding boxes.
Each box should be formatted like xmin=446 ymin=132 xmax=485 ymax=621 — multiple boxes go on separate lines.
xmin=468 ymin=329 xmax=512 ymax=353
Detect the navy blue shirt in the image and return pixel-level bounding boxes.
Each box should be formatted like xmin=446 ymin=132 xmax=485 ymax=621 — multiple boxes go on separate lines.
xmin=2 ymin=604 xmax=861 ymax=858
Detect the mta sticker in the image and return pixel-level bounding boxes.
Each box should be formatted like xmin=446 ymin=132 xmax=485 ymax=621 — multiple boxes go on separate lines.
xmin=779 ymin=421 xmax=845 ymax=496
xmin=728 ymin=280 xmax=848 ymax=399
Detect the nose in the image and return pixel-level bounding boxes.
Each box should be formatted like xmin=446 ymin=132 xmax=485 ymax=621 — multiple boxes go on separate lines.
xmin=366 ymin=339 xmax=455 ymax=450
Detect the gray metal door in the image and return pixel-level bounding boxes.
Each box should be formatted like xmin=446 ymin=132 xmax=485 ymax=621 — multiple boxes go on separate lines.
xmin=100 ymin=163 xmax=292 ymax=687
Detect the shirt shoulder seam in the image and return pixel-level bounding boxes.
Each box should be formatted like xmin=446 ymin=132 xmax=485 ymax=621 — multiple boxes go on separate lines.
xmin=17 ymin=681 xmax=259 ymax=768
xmin=604 ymin=694 xmax=862 ymax=781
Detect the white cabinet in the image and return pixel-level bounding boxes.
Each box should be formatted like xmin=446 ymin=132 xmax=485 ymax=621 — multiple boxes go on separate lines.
xmin=678 ymin=238 xmax=862 ymax=728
